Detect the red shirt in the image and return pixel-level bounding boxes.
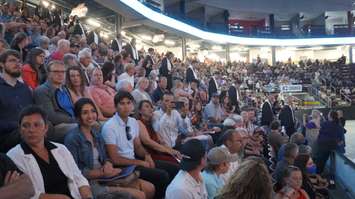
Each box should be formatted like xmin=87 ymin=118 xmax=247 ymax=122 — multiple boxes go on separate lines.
xmin=50 ymin=51 xmax=64 ymax=61
xmin=21 ymin=64 xmax=38 ymax=90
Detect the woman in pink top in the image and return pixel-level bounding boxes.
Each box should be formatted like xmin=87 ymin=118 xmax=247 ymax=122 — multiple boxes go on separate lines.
xmin=89 ymin=68 xmax=117 ymax=117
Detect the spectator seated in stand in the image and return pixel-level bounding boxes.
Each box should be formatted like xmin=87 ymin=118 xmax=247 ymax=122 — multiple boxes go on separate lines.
xmin=33 ymin=61 xmax=77 ymax=142
xmin=64 ymin=98 xmax=154 ymax=199
xmin=0 ymin=153 xmax=35 ymax=199
xmin=0 ymin=50 xmax=33 ymax=153
xmin=102 ymin=91 xmax=178 ymax=199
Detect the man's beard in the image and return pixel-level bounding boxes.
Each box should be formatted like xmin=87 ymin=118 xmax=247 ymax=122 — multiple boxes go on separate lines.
xmin=5 ymin=68 xmax=21 ymax=78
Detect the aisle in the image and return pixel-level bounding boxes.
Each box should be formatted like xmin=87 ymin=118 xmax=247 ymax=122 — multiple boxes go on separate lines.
xmin=345 ymin=120 xmax=355 ymax=162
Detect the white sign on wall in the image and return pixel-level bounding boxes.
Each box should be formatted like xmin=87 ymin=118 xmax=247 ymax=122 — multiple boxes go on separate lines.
xmin=280 ymin=85 xmax=303 ymax=92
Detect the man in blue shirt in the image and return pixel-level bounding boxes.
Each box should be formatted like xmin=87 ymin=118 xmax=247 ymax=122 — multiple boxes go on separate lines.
xmin=202 ymin=146 xmax=237 ymax=199
xmin=33 ymin=61 xmax=76 ymax=142
xmin=0 ymin=50 xmax=33 ymax=152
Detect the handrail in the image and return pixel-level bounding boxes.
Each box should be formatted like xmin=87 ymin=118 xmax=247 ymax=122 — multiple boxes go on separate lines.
xmin=339 ymin=90 xmax=352 ymax=104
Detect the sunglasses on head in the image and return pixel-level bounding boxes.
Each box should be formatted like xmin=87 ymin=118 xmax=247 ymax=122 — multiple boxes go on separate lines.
xmin=125 ymin=126 xmax=132 ymax=140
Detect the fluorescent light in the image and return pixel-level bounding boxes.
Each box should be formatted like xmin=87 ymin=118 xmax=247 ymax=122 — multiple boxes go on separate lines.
xmin=87 ymin=19 xmax=101 ymax=27
xmin=164 ymin=39 xmax=175 ymax=46
xmin=120 ymin=0 xmax=355 ymax=46
xmin=42 ymin=1 xmax=49 ymax=8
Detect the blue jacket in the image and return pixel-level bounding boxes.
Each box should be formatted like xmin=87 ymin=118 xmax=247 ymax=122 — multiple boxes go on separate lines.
xmin=317 ymin=121 xmax=344 ymax=151
xmin=64 ymin=126 xmax=108 ymax=175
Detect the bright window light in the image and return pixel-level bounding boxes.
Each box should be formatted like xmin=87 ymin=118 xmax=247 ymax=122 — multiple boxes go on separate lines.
xmin=120 ymin=0 xmax=355 ymax=47
xmin=87 ymin=19 xmax=101 ymax=28
xmin=212 ymin=45 xmax=222 ymax=51
xmin=164 ymin=39 xmax=175 ymax=46
xmin=141 ymin=34 xmax=152 ymax=41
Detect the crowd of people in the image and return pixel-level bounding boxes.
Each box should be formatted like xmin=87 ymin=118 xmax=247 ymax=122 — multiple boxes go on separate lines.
xmin=0 ymin=1 xmax=349 ymax=199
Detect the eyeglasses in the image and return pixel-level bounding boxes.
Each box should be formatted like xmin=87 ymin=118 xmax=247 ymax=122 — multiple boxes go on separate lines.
xmin=125 ymin=126 xmax=132 ymax=140
xmin=50 ymin=70 xmax=66 ymax=74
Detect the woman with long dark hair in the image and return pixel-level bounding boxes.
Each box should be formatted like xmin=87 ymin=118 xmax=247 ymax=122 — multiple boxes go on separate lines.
xmin=21 ymin=48 xmax=46 ymax=89
xmin=101 ymin=61 xmax=116 ymax=88
xmin=10 ymin=32 xmax=28 ymax=62
xmin=64 ymin=98 xmax=154 ymax=199
xmin=294 ymin=154 xmax=329 ymax=199
xmin=65 ymin=66 xmax=107 ymax=121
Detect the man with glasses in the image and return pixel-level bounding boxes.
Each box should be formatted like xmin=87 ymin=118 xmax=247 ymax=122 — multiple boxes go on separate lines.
xmin=102 ymin=91 xmax=173 ymax=199
xmin=0 ymin=50 xmax=33 ymax=152
xmin=33 ymin=60 xmax=76 ymax=142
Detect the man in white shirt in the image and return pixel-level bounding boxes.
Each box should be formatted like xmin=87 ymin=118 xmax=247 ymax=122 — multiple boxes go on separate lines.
xmin=166 ymin=139 xmax=208 ymax=199
xmin=218 ymin=129 xmax=244 ymax=183
xmin=102 ymin=90 xmax=177 ymax=199
xmin=116 ymin=63 xmax=135 ymax=88
xmin=153 ymin=92 xmax=184 ymax=148
xmin=204 ymin=92 xmax=224 ymax=124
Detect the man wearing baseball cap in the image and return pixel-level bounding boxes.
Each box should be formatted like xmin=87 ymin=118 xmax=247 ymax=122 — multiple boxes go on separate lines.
xmin=165 ymin=139 xmax=208 ymax=199
xmin=202 ymin=146 xmax=238 ymax=199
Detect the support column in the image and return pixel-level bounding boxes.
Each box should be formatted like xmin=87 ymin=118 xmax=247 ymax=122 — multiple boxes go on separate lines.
xmin=226 ymin=44 xmax=231 ymax=62
xmin=246 ymin=49 xmax=250 ymax=63
xmin=181 ymin=37 xmax=187 ymax=61
xmin=347 ymin=11 xmax=353 ymax=35
xmin=115 ymin=14 xmax=123 ymax=34
xmin=160 ymin=0 xmax=165 ymax=12
xmin=271 ymin=46 xmax=276 ymax=66
xmin=349 ymin=45 xmax=353 ymax=64
xmin=269 ymin=14 xmax=275 ymax=34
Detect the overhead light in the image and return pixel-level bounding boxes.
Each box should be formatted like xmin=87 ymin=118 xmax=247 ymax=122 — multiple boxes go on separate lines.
xmin=152 ymin=34 xmax=164 ymax=43
xmin=164 ymin=39 xmax=175 ymax=46
xmin=86 ymin=19 xmax=101 ymax=28
xmin=141 ymin=34 xmax=152 ymax=41
xmin=136 ymin=39 xmax=142 ymax=44
xmin=42 ymin=1 xmax=49 ymax=8
xmin=120 ymin=0 xmax=355 ymax=47
xmin=51 ymin=4 xmax=56 ymax=10
xmin=121 ymin=31 xmax=126 ymax=36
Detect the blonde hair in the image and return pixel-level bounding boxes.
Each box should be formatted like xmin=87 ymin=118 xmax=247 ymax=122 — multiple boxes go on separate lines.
xmin=217 ymin=157 xmax=273 ymax=199
xmin=311 ymin=109 xmax=321 ymax=120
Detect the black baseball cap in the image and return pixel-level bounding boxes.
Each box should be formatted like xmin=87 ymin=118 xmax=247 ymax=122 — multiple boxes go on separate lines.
xmin=180 ymin=139 xmax=206 ymax=171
